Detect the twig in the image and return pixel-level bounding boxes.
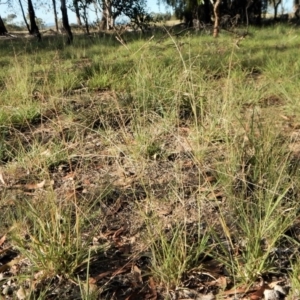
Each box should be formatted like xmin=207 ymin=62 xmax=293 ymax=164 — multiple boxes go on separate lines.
xmin=115 ymin=36 xmax=129 ymax=50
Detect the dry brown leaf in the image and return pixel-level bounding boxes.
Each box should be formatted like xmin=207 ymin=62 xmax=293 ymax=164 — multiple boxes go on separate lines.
xmin=201 ymin=261 xmax=224 ymax=278
xmin=21 ymin=180 xmax=46 ymax=190
xmin=117 ymin=243 xmax=131 ymax=255
xmin=0 ymin=172 xmax=6 ymax=185
xmin=217 ymin=276 xmax=227 ymax=290
xmin=103 ymin=230 xmax=116 ymax=237
xmin=249 ymin=282 xmax=268 ymax=300
xmin=280 ymin=114 xmax=291 ymax=121
xmin=250 ymin=295 xmax=261 ymax=300
xmin=34 ymin=270 xmax=44 ymax=280
xmin=62 ymin=172 xmax=76 ymax=181
xmin=82 ymin=281 xmax=98 ymax=295
xmin=107 ymin=198 xmax=124 ymax=216
xmin=0 ymin=234 xmax=6 ymax=247
xmin=114 ymin=177 xmax=135 ymax=188
xmin=207 ymin=190 xmax=224 ymax=200
xmin=292 ymin=123 xmax=300 ymax=129
xmin=157 ymin=208 xmax=172 ymax=216
xmin=34 ymin=179 xmax=46 ymax=189
xmin=189 ymin=293 xmax=215 ymax=300
xmin=206 ymin=280 xmax=218 ymax=287
xmin=90 ymin=271 xmax=112 ymax=283
xmin=221 ymin=286 xmax=256 ymax=295
xmin=0 ymin=247 xmax=11 ymax=256
xmin=205 ymin=176 xmax=216 ymax=183
xmin=16 ymin=287 xmax=26 ymax=300
xmin=147 ymin=277 xmax=157 ymax=300
xmin=268 ymin=281 xmax=284 ymax=289
xmin=64 ymin=190 xmax=76 ymax=201
xmin=10 ymin=264 xmax=20 ymax=276
xmin=112 ymin=265 xmax=131 ymax=276
xmin=40 ymin=149 xmax=51 ymax=157
xmin=113 ymin=225 xmax=127 ymax=239
xmin=179 ymin=126 xmax=191 ymax=133
xmin=83 ymin=179 xmax=91 ymax=185
xmin=182 ymin=160 xmax=194 ymax=168
xmin=132 ymin=265 xmax=142 ymax=285
xmin=92 ymin=236 xmax=99 ymax=245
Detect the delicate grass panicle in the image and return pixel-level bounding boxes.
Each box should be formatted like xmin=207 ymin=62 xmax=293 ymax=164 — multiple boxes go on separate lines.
xmin=0 ymin=25 xmax=299 ymax=299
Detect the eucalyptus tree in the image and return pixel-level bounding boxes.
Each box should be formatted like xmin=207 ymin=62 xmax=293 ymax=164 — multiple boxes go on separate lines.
xmin=160 ymin=0 xmax=205 ymax=25
xmin=4 ymin=13 xmax=17 ymax=23
xmin=160 ymin=0 xmax=221 ymax=35
xmin=294 ymin=0 xmax=300 ymax=18
xmin=0 ymin=15 xmax=7 ymax=34
xmin=17 ymin=0 xmax=30 ymax=32
xmin=79 ymin=0 xmax=89 ymax=33
xmin=212 ymin=0 xmax=221 ymax=37
xmin=73 ymin=0 xmax=93 ymax=34
xmin=71 ymin=0 xmax=111 ymax=33
xmin=61 ymin=0 xmax=73 ymax=44
xmin=72 ymin=0 xmax=82 ymax=26
xmin=101 ymin=0 xmax=113 ymax=30
xmin=268 ymin=0 xmax=282 ymax=19
xmin=52 ymin=0 xmax=59 ymax=32
xmin=14 ymin=0 xmax=41 ymax=39
xmin=0 ymin=0 xmax=7 ymax=34
xmin=92 ymin=0 xmax=151 ymax=30
xmin=162 ymin=0 xmax=265 ymax=33
xmin=28 ymin=0 xmax=41 ymax=40
xmin=110 ymin=0 xmax=153 ymax=31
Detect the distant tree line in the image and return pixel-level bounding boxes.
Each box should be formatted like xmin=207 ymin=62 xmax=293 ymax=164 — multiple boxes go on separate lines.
xmin=160 ymin=0 xmax=300 ymax=36
xmin=161 ymin=0 xmax=300 ymax=25
xmin=0 ymin=0 xmax=153 ymax=42
xmin=0 ymin=0 xmax=299 ymax=41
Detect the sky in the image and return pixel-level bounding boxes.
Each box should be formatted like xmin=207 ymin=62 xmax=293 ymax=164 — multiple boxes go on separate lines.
xmin=0 ymin=0 xmax=295 ymax=26
xmin=0 ymin=0 xmax=169 ymax=25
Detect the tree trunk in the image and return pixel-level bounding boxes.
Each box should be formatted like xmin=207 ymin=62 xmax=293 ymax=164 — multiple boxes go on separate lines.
xmin=273 ymin=0 xmax=282 ymax=20
xmin=0 ymin=15 xmax=7 ymax=35
xmin=213 ymin=0 xmax=222 ymax=37
xmin=52 ymin=0 xmax=59 ymax=32
xmin=294 ymin=0 xmax=300 ymax=18
xmin=73 ymin=0 xmax=82 ymax=26
xmin=101 ymin=0 xmax=113 ymax=30
xmin=94 ymin=1 xmax=100 ymax=20
xmin=28 ymin=0 xmax=41 ymax=41
xmin=61 ymin=0 xmax=73 ymax=44
xmin=274 ymin=4 xmax=278 ymax=20
xmin=203 ymin=0 xmax=211 ymax=23
xmin=255 ymin=0 xmax=262 ymax=25
xmin=18 ymin=0 xmax=30 ymax=32
xmin=82 ymin=5 xmax=90 ymax=34
xmin=197 ymin=0 xmax=212 ymax=24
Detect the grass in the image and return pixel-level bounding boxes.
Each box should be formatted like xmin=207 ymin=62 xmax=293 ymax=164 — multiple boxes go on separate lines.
xmin=0 ymin=24 xmax=300 ymax=299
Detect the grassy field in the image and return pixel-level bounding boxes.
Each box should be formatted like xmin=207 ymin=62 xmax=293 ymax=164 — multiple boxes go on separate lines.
xmin=0 ymin=25 xmax=300 ymax=299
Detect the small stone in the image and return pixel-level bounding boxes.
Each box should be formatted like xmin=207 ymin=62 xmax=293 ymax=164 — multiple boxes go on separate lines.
xmin=264 ymin=289 xmax=279 ymax=300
